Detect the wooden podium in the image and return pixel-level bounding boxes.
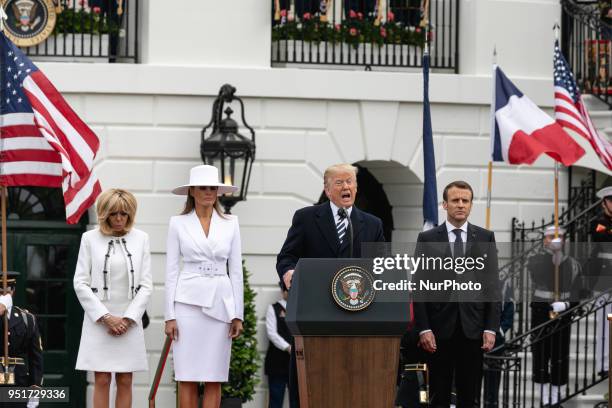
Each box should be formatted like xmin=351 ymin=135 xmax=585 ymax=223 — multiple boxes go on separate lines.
xmin=286 ymin=259 xmax=410 ymax=408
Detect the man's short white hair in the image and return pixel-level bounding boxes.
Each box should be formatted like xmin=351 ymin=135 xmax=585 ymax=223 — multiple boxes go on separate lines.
xmin=324 ymin=163 xmax=358 ymax=187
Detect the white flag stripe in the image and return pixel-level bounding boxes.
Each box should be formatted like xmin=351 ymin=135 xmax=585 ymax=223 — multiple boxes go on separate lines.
xmin=1 ymin=137 xmax=55 ymax=151
xmin=580 ymin=103 xmax=612 ymax=163
xmin=37 ymin=125 xmax=79 ymax=180
xmin=555 ymin=98 xmax=586 ymax=121
xmin=555 ymin=112 xmax=590 ymax=137
xmin=24 ymin=77 xmax=96 ymax=165
xmin=1 ymin=161 xmax=62 ymax=176
xmin=65 ymin=170 xmax=99 ymax=217
xmin=0 ymin=112 xmax=35 ymax=127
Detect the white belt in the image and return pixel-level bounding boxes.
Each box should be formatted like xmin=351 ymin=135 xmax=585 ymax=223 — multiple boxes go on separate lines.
xmin=597 ymin=253 xmax=612 ymax=260
xmin=534 ymin=289 xmax=570 ymax=299
xmin=182 ymin=261 xmax=226 ymax=276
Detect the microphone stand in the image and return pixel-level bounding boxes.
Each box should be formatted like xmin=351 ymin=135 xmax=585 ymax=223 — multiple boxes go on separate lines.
xmin=345 ymin=207 xmax=354 ymax=258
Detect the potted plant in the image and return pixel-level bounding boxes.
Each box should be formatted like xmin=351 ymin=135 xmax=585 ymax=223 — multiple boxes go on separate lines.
xmin=221 ymin=262 xmax=260 ymax=408
xmin=25 ymin=3 xmax=119 ymax=60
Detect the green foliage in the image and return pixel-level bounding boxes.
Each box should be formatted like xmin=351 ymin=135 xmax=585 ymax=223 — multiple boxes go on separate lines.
xmin=222 ymin=261 xmax=260 ymax=402
xmin=53 ymin=8 xmax=118 ymax=35
xmin=272 ymin=15 xmax=427 ymax=49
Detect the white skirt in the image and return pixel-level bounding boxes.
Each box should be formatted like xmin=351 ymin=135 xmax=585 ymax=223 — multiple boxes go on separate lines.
xmin=173 ymin=302 xmax=232 ymax=382
xmin=75 ymin=301 xmax=148 ymax=373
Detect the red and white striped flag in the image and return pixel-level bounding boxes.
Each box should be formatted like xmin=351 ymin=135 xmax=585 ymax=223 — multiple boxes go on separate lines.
xmin=0 ymin=31 xmax=101 ymax=223
xmin=554 ymin=40 xmax=612 ymax=171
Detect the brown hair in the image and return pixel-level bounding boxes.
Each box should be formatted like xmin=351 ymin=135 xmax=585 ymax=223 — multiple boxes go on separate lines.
xmin=180 ymin=188 xmax=226 ymax=218
xmin=442 ymin=181 xmax=474 ymax=202
xmin=97 ymin=189 xmax=137 ymax=236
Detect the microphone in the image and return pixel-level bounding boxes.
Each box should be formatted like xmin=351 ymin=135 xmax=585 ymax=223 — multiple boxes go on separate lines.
xmin=339 ymin=207 xmax=354 ymax=258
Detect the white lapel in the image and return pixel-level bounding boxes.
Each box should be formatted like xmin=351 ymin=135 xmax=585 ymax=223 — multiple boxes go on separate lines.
xmin=183 ymin=211 xmax=212 ymax=256
xmin=207 ymin=210 xmax=222 ymax=252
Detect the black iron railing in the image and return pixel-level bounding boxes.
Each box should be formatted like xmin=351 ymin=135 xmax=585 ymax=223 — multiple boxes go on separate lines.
xmin=483 ymin=177 xmax=607 ymax=407
xmin=12 ymin=0 xmax=139 ymax=62
xmin=561 ymin=0 xmax=612 ymax=108
xmin=484 ymin=290 xmax=611 ymax=408
xmin=271 ymin=0 xmax=458 ymax=70
xmin=509 ymin=177 xmax=598 ymax=336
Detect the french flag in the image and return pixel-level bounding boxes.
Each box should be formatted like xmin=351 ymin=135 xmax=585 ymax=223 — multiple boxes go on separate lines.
xmin=491 ymin=66 xmax=584 ymax=166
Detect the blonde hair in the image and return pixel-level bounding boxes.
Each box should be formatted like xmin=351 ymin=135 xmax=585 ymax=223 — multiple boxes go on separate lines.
xmin=180 ymin=188 xmax=227 ymax=218
xmin=96 ymin=189 xmax=137 ymax=236
xmin=323 ymin=163 xmax=358 ymax=187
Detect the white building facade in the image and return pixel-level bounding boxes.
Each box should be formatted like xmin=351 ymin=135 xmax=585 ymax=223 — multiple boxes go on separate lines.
xmin=13 ymin=0 xmax=611 ymax=406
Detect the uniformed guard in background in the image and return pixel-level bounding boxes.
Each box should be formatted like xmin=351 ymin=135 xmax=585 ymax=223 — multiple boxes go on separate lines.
xmin=527 ymin=226 xmax=582 ymax=407
xmin=591 ymin=186 xmax=612 ymax=378
xmin=0 ymin=271 xmax=43 ymax=408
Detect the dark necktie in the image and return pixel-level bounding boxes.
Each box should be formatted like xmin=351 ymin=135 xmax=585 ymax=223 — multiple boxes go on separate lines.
xmin=337 ymin=208 xmax=347 ymax=244
xmin=453 ymin=228 xmax=464 ymax=258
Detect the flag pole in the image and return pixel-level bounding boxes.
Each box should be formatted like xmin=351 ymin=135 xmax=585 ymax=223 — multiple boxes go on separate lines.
xmin=0 ymin=6 xmax=10 ymax=382
xmin=486 ymin=47 xmax=497 ymax=230
xmin=551 ymin=23 xmax=561 ymax=319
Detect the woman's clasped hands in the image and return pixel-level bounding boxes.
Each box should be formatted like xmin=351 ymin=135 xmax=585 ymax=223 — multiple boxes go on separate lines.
xmin=100 ymin=314 xmax=133 ymax=336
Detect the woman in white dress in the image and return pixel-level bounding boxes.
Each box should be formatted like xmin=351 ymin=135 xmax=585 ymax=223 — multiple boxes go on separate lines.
xmin=74 ymin=189 xmax=152 ymax=408
xmin=164 ymin=165 xmax=244 ymax=408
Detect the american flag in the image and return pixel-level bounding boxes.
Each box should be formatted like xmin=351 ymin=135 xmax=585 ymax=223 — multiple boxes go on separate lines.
xmin=0 ymin=32 xmax=101 ymax=224
xmin=554 ymin=39 xmax=612 ymax=170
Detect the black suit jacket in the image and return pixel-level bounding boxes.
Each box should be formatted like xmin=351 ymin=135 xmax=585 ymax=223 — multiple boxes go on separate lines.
xmin=276 ymin=202 xmax=385 ymax=281
xmin=413 ymin=222 xmax=500 ymax=340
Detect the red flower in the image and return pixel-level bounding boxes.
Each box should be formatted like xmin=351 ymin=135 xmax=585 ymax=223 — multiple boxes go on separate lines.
xmin=357 ymin=12 xmax=363 ymax=20
xmin=415 ymin=27 xmax=421 ymax=33
xmin=387 ymin=11 xmax=395 ymax=22
xmin=349 ymin=9 xmax=357 ymax=18
xmin=92 ymin=6 xmax=101 ymax=14
xmin=303 ymin=12 xmax=312 ymax=20
xmin=349 ymin=27 xmax=358 ymax=36
xmin=335 ymin=23 xmax=341 ymax=32
xmin=280 ymin=9 xmax=287 ymax=17
xmin=78 ymin=0 xmax=84 ymax=5
xmin=380 ymin=27 xmax=387 ymax=38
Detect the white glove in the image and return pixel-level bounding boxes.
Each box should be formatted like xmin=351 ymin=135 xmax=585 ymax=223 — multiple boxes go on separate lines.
xmin=551 ymin=301 xmax=568 ymax=313
xmin=27 ymin=397 xmax=39 ymax=408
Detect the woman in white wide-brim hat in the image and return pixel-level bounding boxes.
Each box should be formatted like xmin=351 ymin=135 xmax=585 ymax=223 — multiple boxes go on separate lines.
xmin=164 ymin=165 xmax=244 ymax=408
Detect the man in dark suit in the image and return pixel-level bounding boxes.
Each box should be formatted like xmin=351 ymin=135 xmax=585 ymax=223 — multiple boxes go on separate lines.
xmin=0 ymin=272 xmax=43 ymax=407
xmin=276 ymin=163 xmax=386 ymax=406
xmin=413 ymin=180 xmax=500 ymax=408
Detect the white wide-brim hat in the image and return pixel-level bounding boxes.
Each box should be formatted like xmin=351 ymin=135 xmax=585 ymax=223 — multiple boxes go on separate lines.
xmin=172 ymin=165 xmax=238 ymax=196
xmin=597 ymin=186 xmax=612 ymax=199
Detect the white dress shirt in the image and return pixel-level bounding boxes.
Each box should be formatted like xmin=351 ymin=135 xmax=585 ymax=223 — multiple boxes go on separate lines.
xmin=445 ymin=221 xmax=468 ymax=256
xmin=265 ymin=299 xmax=290 ymax=351
xmin=329 ymin=201 xmax=352 ymax=231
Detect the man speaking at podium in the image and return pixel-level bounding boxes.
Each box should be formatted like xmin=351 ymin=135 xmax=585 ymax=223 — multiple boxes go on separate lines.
xmin=276 ymin=163 xmax=386 ymax=406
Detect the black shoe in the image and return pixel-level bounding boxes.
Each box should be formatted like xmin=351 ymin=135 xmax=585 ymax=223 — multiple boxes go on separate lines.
xmin=598 ymin=370 xmax=609 ymax=378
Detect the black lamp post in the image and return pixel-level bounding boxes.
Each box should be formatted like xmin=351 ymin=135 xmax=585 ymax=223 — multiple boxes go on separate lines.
xmin=201 ymin=84 xmax=256 ymax=214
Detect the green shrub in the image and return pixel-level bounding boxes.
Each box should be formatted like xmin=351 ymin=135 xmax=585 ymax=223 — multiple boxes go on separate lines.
xmin=222 ymin=261 xmax=260 ymax=402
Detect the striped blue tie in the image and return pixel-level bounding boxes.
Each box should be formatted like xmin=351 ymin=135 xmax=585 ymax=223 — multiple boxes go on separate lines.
xmin=337 ymin=208 xmax=347 ymax=244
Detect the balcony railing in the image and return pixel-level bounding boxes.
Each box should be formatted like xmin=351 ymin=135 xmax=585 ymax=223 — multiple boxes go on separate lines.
xmin=561 ymin=0 xmax=612 ymax=107
xmin=8 ymin=0 xmax=139 ymax=63
xmin=271 ymin=0 xmax=458 ymax=71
